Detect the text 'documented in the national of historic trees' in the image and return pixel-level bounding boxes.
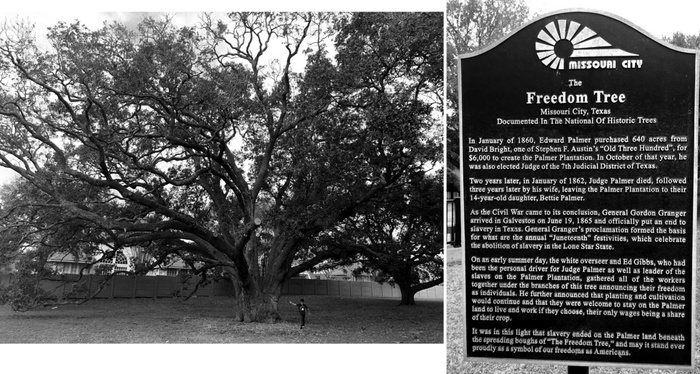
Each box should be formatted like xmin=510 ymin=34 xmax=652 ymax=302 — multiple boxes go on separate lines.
xmin=460 ymin=11 xmax=698 ymax=368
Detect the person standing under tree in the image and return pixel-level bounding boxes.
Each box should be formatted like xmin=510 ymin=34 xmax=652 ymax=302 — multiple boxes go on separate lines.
xmin=289 ymin=299 xmax=310 ymax=329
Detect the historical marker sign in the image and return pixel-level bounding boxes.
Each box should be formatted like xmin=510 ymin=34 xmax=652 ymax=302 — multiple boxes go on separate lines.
xmin=460 ymin=10 xmax=698 ymax=368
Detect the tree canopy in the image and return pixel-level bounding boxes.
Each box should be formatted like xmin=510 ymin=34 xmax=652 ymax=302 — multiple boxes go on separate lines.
xmin=664 ymin=31 xmax=700 ymax=50
xmin=0 ymin=12 xmax=443 ymax=321
xmin=320 ymin=170 xmax=443 ymax=305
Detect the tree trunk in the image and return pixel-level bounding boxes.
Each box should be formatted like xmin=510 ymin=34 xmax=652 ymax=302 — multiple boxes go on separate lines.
xmin=227 ymin=268 xmax=284 ymax=323
xmin=235 ymin=288 xmax=281 ymax=322
xmin=398 ymin=282 xmax=417 ymax=306
xmin=222 ymin=235 xmax=301 ymax=323
xmin=397 ymin=277 xmax=444 ymax=306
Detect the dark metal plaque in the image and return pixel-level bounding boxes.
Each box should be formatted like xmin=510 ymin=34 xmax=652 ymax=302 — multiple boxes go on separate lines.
xmin=460 ymin=10 xmax=698 ymax=368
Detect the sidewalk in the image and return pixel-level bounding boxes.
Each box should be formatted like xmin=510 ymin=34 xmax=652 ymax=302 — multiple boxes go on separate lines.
xmin=446 ymin=245 xmax=462 ymax=263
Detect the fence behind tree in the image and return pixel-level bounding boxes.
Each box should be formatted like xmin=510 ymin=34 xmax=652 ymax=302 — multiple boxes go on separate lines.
xmin=0 ymin=274 xmax=443 ymax=300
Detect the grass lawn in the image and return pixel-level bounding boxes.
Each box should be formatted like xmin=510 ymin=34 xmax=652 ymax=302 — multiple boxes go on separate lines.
xmin=0 ymin=294 xmax=442 ymax=344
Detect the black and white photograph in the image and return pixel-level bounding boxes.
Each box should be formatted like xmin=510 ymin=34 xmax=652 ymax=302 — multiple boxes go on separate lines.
xmin=0 ymin=1 xmax=444 ymax=373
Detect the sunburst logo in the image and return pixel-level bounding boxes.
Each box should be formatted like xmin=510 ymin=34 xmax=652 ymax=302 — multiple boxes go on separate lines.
xmin=536 ymin=20 xmax=638 ymax=70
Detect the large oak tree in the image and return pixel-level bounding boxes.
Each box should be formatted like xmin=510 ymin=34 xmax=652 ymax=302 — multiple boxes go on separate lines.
xmin=0 ymin=12 xmax=442 ymax=321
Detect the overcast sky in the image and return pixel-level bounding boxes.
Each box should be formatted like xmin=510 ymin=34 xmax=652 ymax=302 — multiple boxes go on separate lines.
xmin=14 ymin=0 xmax=699 ymax=41
xmin=527 ymin=0 xmax=700 ymax=39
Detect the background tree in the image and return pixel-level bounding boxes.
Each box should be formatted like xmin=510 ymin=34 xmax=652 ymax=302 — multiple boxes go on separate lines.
xmin=664 ymin=31 xmax=700 ymax=49
xmin=0 ymin=177 xmax=109 ymax=310
xmin=445 ymin=0 xmax=530 ymax=191
xmin=0 ymin=12 xmax=442 ymax=321
xmin=320 ymin=171 xmax=443 ymax=306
